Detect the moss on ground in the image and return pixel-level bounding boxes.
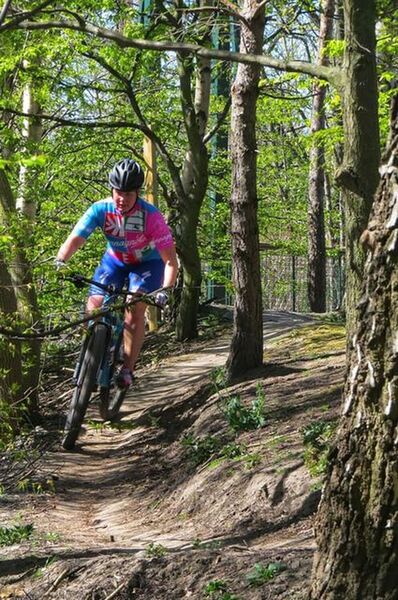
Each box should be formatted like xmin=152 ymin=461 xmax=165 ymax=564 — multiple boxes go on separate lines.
xmin=265 ymin=322 xmax=345 ymax=361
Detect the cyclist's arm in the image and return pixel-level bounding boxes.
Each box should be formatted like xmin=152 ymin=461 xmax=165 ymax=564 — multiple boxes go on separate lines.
xmin=56 ymin=234 xmax=86 ymax=262
xmin=159 ymin=245 xmax=178 ymax=288
xmin=57 ymin=202 xmax=103 ymax=263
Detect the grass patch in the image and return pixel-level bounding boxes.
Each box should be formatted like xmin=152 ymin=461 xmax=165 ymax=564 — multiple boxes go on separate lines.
xmin=246 ymin=562 xmax=287 ymax=586
xmin=181 ymin=435 xmax=261 ymax=470
xmin=0 ymin=523 xmax=34 ymax=546
xmin=267 ymin=323 xmax=345 ymax=360
xmin=145 ymin=542 xmax=167 ymax=558
xmin=181 ymin=434 xmax=226 ymax=466
xmin=203 ymin=579 xmax=239 ymax=599
xmin=302 ymin=420 xmax=337 ymax=477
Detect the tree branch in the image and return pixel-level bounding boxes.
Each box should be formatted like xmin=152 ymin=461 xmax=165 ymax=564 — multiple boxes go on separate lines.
xmin=4 ymin=108 xmax=151 ymax=132
xmin=0 ymin=0 xmax=12 ymax=27
xmin=203 ymin=96 xmax=231 ymax=143
xmin=2 ymin=0 xmax=55 ymax=29
xmin=80 ymin=50 xmax=185 ymax=203
xmin=1 ymin=17 xmax=341 ymax=84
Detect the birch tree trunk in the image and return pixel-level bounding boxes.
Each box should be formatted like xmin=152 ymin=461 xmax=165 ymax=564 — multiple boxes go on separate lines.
xmin=307 ymin=0 xmax=335 ymax=312
xmin=226 ymin=0 xmax=265 ymax=378
xmin=310 ymin=94 xmax=398 ymax=599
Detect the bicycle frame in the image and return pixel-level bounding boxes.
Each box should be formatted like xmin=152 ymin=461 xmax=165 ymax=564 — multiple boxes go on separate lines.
xmin=71 ymin=289 xmax=125 ymax=391
xmin=62 ymin=273 xmax=163 ymax=449
xmin=68 ymin=273 xmax=161 ymax=391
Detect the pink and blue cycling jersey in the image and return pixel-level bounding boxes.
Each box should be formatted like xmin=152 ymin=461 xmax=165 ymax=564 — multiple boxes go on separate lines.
xmin=72 ymin=197 xmax=174 ymax=265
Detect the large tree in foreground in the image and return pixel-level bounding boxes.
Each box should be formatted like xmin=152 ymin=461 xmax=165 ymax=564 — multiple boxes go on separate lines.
xmin=310 ymin=94 xmax=398 ymax=599
xmin=336 ymin=0 xmax=380 ymax=336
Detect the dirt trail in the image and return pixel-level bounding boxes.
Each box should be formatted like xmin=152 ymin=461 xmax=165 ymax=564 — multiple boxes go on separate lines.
xmin=2 ymin=312 xmax=313 ymax=553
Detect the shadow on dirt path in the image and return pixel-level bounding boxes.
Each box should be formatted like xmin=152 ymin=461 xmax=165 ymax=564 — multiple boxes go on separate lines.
xmin=1 ymin=311 xmax=314 ymax=553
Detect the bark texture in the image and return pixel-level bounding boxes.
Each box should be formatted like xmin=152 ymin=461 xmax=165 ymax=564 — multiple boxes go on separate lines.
xmin=0 ymin=166 xmax=41 ymax=414
xmin=175 ymin=50 xmax=210 ymax=340
xmin=310 ymin=96 xmax=398 ymax=599
xmin=226 ymin=0 xmax=265 ymax=378
xmin=0 ymin=252 xmax=22 ymax=410
xmin=307 ymin=0 xmax=335 ymax=313
xmin=337 ymin=0 xmax=380 ymax=337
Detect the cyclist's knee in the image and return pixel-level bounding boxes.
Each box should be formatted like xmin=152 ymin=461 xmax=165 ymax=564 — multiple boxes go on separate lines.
xmin=125 ymin=302 xmax=146 ymax=324
xmin=86 ymin=294 xmax=104 ymax=312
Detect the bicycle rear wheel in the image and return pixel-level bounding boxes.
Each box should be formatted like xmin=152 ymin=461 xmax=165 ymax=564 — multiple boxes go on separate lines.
xmin=62 ymin=324 xmax=108 ymax=450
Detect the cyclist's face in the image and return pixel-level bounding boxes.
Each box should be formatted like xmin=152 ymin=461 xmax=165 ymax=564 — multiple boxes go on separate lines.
xmin=112 ymin=189 xmax=138 ymax=214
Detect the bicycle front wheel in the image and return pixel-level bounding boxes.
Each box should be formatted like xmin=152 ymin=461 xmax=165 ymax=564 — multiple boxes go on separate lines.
xmin=62 ymin=324 xmax=108 ymax=450
xmin=100 ymin=387 xmax=128 ymax=421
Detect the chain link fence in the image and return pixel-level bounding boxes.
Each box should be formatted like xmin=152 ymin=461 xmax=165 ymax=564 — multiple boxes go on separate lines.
xmin=204 ymin=253 xmax=345 ymax=313
xmin=261 ymin=253 xmax=345 ymax=313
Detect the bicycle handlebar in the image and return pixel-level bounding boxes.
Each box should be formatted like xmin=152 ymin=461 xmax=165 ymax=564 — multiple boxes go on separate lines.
xmin=66 ymin=273 xmax=116 ymax=294
xmin=65 ymin=273 xmax=166 ymax=307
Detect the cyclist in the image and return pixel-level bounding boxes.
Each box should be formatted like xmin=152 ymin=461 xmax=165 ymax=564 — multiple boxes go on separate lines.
xmin=55 ymin=158 xmax=178 ymax=388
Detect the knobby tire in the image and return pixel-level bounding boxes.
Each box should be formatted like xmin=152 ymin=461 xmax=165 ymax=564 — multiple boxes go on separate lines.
xmin=62 ymin=323 xmax=108 ymax=450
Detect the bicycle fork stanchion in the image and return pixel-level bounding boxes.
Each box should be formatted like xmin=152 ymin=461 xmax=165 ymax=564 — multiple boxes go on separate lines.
xmin=98 ymin=318 xmax=121 ymax=389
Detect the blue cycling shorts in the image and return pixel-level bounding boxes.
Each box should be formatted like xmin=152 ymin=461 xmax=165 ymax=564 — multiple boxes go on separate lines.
xmin=89 ymin=253 xmax=164 ymax=297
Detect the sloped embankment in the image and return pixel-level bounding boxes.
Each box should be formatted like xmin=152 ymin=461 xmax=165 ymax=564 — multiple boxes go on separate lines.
xmin=0 ymin=319 xmax=345 ymax=599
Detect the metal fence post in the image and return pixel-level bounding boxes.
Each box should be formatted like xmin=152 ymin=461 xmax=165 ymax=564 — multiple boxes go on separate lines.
xmin=292 ymin=255 xmax=296 ymax=312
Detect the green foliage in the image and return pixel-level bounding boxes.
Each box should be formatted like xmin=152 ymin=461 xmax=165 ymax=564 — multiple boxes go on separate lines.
xmin=221 ymin=390 xmax=266 ymax=432
xmin=181 ymin=434 xmax=225 ymax=466
xmin=181 ymin=433 xmax=261 ymax=471
xmin=0 ymin=523 xmax=34 ymax=546
xmin=246 ymin=562 xmax=287 ymax=586
xmin=323 ymin=39 xmax=345 ymax=59
xmin=16 ymin=477 xmax=55 ymax=495
xmin=210 ymin=367 xmax=228 ymax=391
xmin=145 ymin=542 xmax=167 ymax=558
xmin=0 ymin=376 xmax=28 ymax=450
xmin=0 ymin=402 xmax=17 ymax=450
xmin=203 ymin=580 xmax=239 ymax=599
xmin=302 ymin=420 xmax=337 ymax=477
xmin=43 ymin=532 xmax=61 ymax=543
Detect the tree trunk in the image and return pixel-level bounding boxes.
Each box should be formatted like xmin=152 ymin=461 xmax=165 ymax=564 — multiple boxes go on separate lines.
xmin=0 ymin=167 xmax=41 ymax=415
xmin=16 ymin=60 xmax=43 ymax=217
xmin=0 ymin=252 xmax=22 ymax=413
xmin=175 ymin=49 xmax=210 ymax=340
xmin=337 ymin=0 xmax=380 ymax=337
xmin=226 ymin=0 xmax=265 ymax=378
xmin=307 ymin=0 xmax=335 ymax=313
xmin=310 ymin=95 xmax=398 ymax=599
xmin=14 ymin=70 xmax=42 ymax=411
xmin=175 ymin=212 xmax=202 ymax=339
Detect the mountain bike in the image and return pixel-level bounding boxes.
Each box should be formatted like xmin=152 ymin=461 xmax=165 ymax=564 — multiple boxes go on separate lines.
xmin=62 ymin=273 xmax=160 ymax=451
